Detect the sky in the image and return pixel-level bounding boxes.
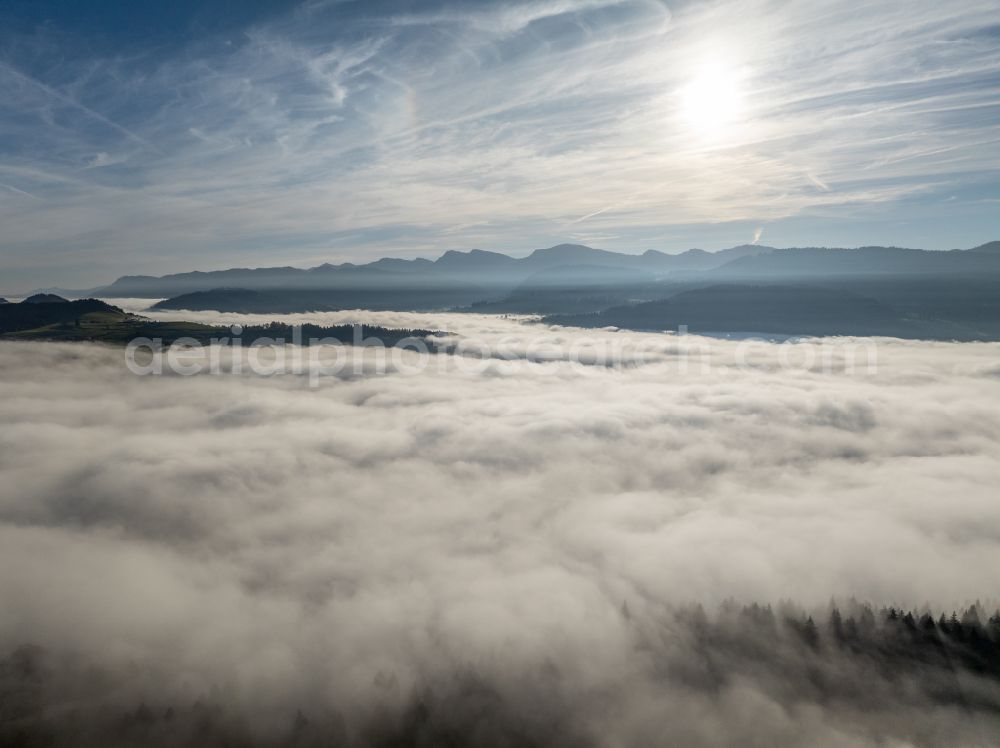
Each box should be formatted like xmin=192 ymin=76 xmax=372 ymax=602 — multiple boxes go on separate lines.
xmin=1 ymin=0 xmax=999 ymax=292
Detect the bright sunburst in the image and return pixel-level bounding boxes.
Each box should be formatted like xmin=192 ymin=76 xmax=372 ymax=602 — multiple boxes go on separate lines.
xmin=678 ymin=64 xmax=747 ymax=138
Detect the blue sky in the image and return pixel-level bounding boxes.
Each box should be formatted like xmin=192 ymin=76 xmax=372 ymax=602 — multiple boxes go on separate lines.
xmin=1 ymin=0 xmax=999 ymax=292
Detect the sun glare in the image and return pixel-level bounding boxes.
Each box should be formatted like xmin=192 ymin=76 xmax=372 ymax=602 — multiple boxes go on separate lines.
xmin=678 ymin=64 xmax=747 ymax=138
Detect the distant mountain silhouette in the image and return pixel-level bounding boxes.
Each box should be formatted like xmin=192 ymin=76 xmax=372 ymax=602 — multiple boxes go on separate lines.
xmin=151 ymin=288 xmax=336 ymax=314
xmin=0 ymin=297 xmax=439 ymax=346
xmin=152 ymin=285 xmax=492 ymax=313
xmin=523 ymin=243 xmax=634 ymax=269
xmin=521 ymin=243 xmax=772 ymax=272
xmin=434 ymin=248 xmax=519 ymax=272
xmin=85 ymin=241 xmax=1000 ymax=301
xmin=93 ymin=243 xmax=774 ymax=298
xmin=22 ymin=293 xmax=69 ymax=304
xmin=27 ymin=240 xmax=1000 ymax=339
xmin=519 ymin=264 xmax=651 ymax=288
xmin=0 ymin=298 xmax=121 ymax=334
xmin=712 ymin=245 xmax=1000 ymax=278
xmin=546 ymin=284 xmax=995 ymax=340
xmin=361 ymin=257 xmax=436 ymax=273
xmin=0 ymin=298 xmax=9 ymax=304
xmin=11 ymin=270 xmax=1000 ymax=341
xmin=465 ymin=264 xmax=671 ymax=314
xmin=970 ymin=240 xmax=1000 ymax=253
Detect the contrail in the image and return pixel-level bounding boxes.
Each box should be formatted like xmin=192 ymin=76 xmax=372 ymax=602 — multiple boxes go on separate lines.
xmin=568 ymin=204 xmax=615 ymax=225
xmin=0 ymin=182 xmax=41 ymax=200
xmin=0 ymin=62 xmax=160 ymax=152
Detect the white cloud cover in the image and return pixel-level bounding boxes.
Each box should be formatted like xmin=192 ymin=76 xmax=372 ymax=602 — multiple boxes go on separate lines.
xmin=2 ymin=315 xmax=1000 ymax=743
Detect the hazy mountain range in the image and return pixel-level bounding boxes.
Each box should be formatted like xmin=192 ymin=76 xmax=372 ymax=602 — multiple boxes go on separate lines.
xmin=66 ymin=243 xmax=771 ymax=298
xmin=545 ymin=284 xmax=996 ymax=340
xmin=40 ymin=240 xmax=1000 ymax=298
xmin=28 ymin=240 xmax=1000 ymax=340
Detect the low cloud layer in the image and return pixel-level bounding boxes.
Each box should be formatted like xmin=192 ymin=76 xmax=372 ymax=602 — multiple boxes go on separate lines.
xmin=2 ymin=315 xmax=1000 ymax=745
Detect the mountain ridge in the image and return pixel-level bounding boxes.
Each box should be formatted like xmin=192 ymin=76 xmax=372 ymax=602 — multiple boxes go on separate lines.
xmin=82 ymin=243 xmax=776 ymax=297
xmin=544 ymin=284 xmax=996 ymax=341
xmin=32 ymin=240 xmax=1000 ymax=300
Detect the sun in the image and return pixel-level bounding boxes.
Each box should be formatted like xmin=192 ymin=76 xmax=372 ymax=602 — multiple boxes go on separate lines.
xmin=678 ymin=64 xmax=747 ymax=138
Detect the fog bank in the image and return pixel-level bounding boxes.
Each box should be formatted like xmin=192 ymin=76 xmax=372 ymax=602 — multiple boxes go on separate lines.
xmin=2 ymin=316 xmax=1000 ymax=745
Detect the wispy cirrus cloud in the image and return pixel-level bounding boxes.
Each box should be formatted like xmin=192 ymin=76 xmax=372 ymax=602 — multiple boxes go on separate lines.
xmin=0 ymin=0 xmax=999 ymax=289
